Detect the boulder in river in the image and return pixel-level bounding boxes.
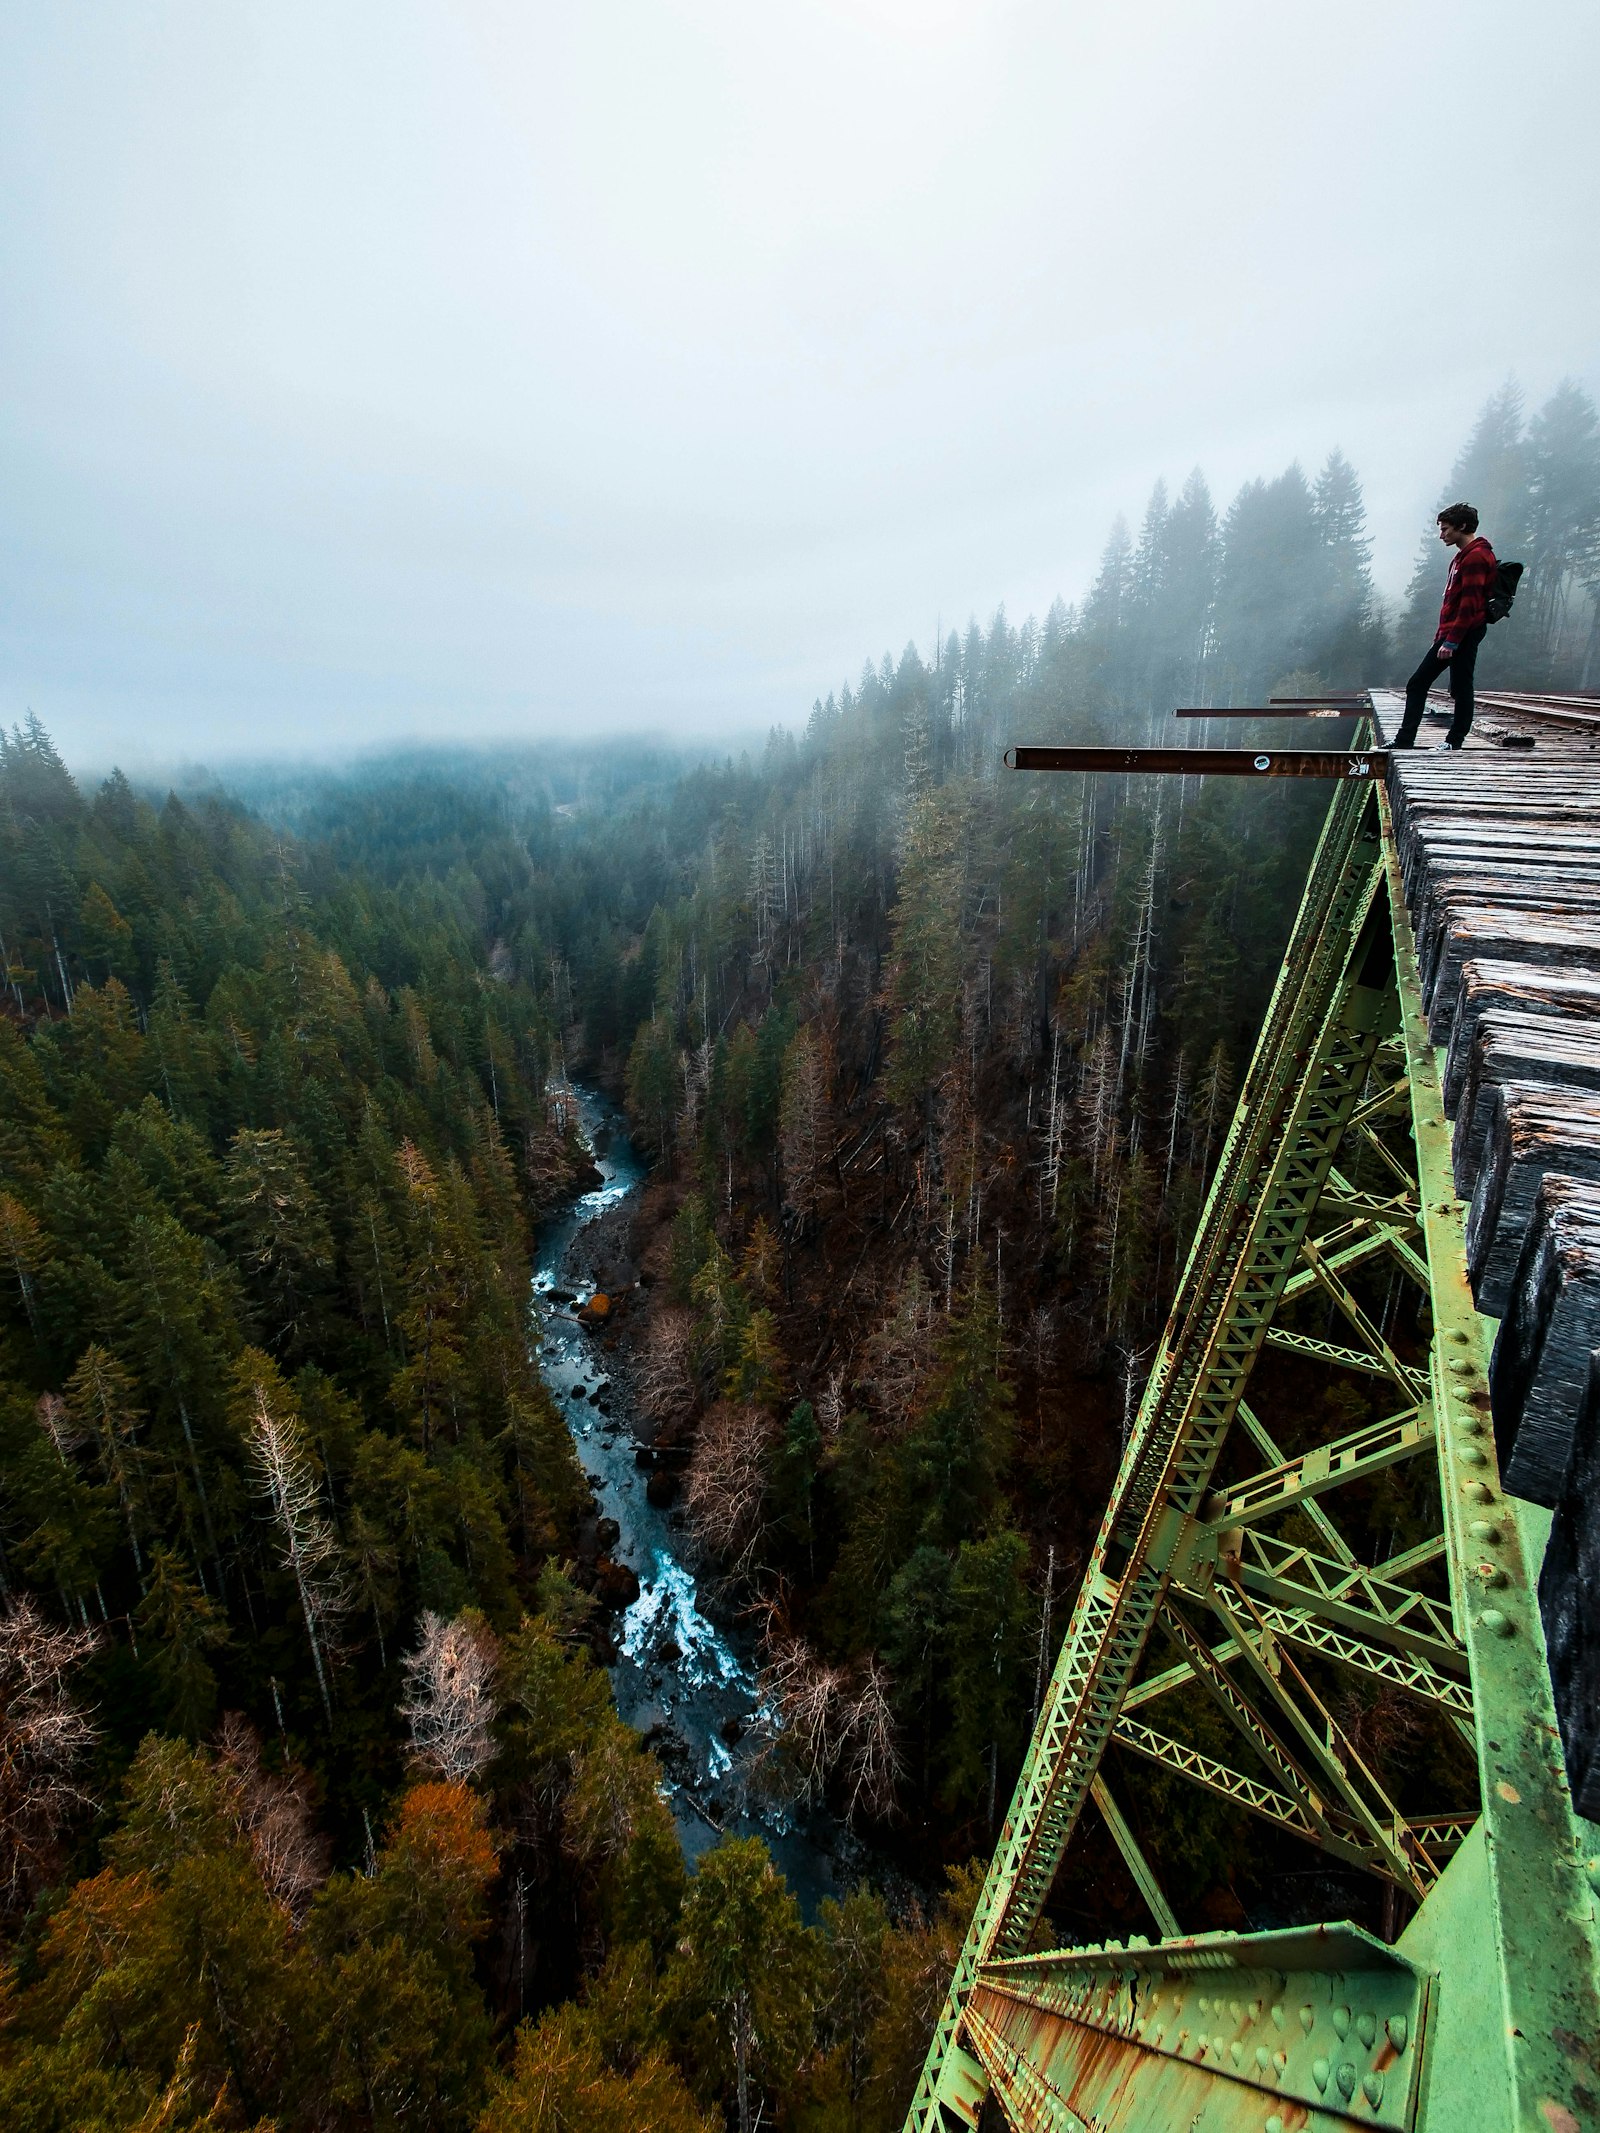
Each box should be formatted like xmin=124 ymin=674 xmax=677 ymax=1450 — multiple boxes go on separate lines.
xmin=577 ymin=1291 xmax=611 ymax=1324
xmin=656 ymin=1638 xmax=683 ymax=1666
xmin=595 ymin=1516 xmax=620 ymax=1551
xmin=646 ymin=1470 xmax=679 ymax=1508
xmin=593 ymin=1557 xmax=641 ymax=1609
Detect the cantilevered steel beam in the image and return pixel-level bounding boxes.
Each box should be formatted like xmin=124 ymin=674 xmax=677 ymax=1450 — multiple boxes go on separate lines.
xmin=1174 ymin=704 xmax=1367 ymax=717
xmin=1005 ymin=744 xmax=1387 ymax=776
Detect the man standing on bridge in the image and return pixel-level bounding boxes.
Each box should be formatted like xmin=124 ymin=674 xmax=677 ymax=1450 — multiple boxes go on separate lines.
xmin=1393 ymin=502 xmax=1498 ymax=750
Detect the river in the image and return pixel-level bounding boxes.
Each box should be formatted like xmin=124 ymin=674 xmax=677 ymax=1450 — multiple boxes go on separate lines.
xmin=532 ymin=1086 xmax=858 ymax=1915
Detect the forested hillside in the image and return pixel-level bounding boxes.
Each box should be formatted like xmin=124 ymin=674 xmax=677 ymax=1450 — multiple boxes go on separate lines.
xmin=0 ymin=381 xmax=1596 ymax=2132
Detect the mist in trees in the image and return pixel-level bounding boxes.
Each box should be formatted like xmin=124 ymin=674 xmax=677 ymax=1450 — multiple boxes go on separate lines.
xmin=1 ymin=378 xmax=1597 ymax=2128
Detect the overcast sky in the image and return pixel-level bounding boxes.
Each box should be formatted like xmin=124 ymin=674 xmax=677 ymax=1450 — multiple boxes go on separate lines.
xmin=2 ymin=2 xmax=1596 ymax=771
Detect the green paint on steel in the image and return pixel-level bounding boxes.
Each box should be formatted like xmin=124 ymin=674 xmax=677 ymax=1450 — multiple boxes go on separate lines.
xmin=903 ymin=768 xmax=1600 ymax=2133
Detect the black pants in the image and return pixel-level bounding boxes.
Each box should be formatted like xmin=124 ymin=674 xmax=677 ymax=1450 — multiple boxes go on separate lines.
xmin=1394 ymin=624 xmax=1486 ymax=748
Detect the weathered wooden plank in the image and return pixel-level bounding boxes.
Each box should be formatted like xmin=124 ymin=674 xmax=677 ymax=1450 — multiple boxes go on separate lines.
xmin=1464 ymin=1082 xmax=1600 ymax=1316
xmin=1539 ymin=1353 xmax=1600 ymax=1818
xmin=1396 ymin=810 xmax=1600 ymax=897
xmin=1443 ymin=959 xmax=1600 ymax=1116
xmin=1421 ymin=906 xmax=1600 ymax=1038
xmin=1453 ymin=1014 xmax=1600 ymax=1192
xmin=1489 ymin=1172 xmax=1600 ymax=1505
xmin=1414 ymin=873 xmax=1600 ymax=999
xmin=1399 ymin=830 xmax=1600 ymax=903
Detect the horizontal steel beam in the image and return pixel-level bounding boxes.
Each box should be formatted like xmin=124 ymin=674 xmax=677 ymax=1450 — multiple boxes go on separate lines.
xmin=1229 ymin=1529 xmax=1464 ymax=1672
xmin=1175 ymin=704 xmax=1367 ymax=718
xmin=1006 ymin=745 xmax=1388 ymax=778
xmin=1263 ymin=1325 xmax=1400 ymax=1376
xmin=1200 ymin=1404 xmax=1432 ymax=1532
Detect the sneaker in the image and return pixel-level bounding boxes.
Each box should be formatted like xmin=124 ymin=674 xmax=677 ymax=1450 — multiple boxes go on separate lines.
xmin=1432 ymin=741 xmax=1457 ymax=751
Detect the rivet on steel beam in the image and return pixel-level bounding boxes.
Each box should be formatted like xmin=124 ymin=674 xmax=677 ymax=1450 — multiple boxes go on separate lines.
xmin=1336 ymin=2061 xmax=1358 ymax=2100
xmin=1480 ymin=1609 xmax=1514 ymax=1637
xmin=1468 ymin=1519 xmax=1502 ymax=1542
xmin=1364 ymin=2069 xmax=1385 ymax=2107
xmin=1332 ymin=2006 xmax=1351 ymax=2040
xmin=1256 ymin=2045 xmax=1272 ymax=2071
xmin=1270 ymin=2004 xmax=1286 ymax=2029
xmin=1299 ymin=2005 xmax=1316 ymax=2034
xmin=1356 ymin=2010 xmax=1376 ymax=2047
xmin=1266 ymin=2117 xmax=1285 ymax=2133
xmin=1459 ymin=1445 xmax=1487 ymax=1467
xmin=1464 ymin=1480 xmax=1495 ymax=1503
xmin=1312 ymin=2055 xmax=1331 ymax=2091
xmin=1386 ymin=2013 xmax=1409 ymax=2052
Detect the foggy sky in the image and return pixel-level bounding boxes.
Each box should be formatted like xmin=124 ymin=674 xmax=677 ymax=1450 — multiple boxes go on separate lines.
xmin=3 ymin=2 xmax=1597 ymax=772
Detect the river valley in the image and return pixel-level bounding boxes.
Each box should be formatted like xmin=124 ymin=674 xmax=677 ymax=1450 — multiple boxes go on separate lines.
xmin=532 ymin=1086 xmax=857 ymax=1914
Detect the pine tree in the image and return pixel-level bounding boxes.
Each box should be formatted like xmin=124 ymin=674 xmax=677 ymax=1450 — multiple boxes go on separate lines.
xmin=1524 ymin=379 xmax=1600 ymax=685
xmin=665 ymin=1838 xmax=815 ymax=2133
xmin=136 ymin=1547 xmax=229 ymax=1736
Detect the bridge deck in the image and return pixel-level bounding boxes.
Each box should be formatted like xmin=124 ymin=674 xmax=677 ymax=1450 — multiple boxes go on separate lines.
xmin=1373 ymin=686 xmax=1600 ymax=1815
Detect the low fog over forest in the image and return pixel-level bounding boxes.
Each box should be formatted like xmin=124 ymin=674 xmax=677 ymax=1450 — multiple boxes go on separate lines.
xmin=1 ymin=377 xmax=1597 ymax=2131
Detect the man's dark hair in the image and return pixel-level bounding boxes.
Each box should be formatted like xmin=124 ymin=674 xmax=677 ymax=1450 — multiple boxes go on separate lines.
xmin=1438 ymin=502 xmax=1480 ymax=534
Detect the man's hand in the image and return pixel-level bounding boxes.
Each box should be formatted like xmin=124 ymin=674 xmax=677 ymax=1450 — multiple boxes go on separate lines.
xmin=1437 ymin=641 xmax=1457 ymax=659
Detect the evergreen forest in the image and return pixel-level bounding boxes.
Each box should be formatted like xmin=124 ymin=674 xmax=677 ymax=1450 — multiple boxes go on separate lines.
xmin=0 ymin=382 xmax=1596 ymax=2132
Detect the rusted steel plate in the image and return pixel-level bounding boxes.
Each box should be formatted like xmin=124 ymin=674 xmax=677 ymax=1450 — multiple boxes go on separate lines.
xmin=966 ymin=1926 xmax=1428 ymax=2131
xmin=1006 ymin=745 xmax=1387 ymax=778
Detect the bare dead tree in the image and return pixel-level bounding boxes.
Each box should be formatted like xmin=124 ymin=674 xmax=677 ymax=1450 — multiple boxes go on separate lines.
xmin=839 ymin=1658 xmax=902 ymax=1822
xmin=0 ymin=1598 xmax=97 ymax=1917
xmin=779 ymin=1022 xmax=832 ymax=1220
xmin=752 ymin=1635 xmax=901 ymax=1823
xmin=857 ymin=1263 xmax=938 ymax=1426
xmin=399 ymin=1610 xmax=500 ymax=1786
xmin=814 ymin=1365 xmax=846 ymax=1447
xmin=215 ymin=1712 xmax=329 ymax=1915
xmin=684 ymin=1401 xmax=772 ymax=1575
xmin=754 ymin=1636 xmax=847 ymax=1804
xmin=246 ymin=1381 xmax=349 ymax=1723
xmin=637 ymin=1307 xmax=698 ymax=1429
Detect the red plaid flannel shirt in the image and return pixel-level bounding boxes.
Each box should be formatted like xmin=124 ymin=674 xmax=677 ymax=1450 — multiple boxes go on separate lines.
xmin=1437 ymin=536 xmax=1497 ymax=647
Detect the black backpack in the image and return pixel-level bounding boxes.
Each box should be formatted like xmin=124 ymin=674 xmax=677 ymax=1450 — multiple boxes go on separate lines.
xmin=1486 ymin=559 xmax=1524 ymax=624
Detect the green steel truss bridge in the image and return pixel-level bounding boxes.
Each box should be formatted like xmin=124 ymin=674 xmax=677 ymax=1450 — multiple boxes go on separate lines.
xmin=907 ymin=693 xmax=1600 ymax=2133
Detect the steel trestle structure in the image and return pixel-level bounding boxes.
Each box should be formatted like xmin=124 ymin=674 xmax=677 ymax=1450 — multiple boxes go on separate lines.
xmin=906 ymin=770 xmax=1600 ymax=2133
